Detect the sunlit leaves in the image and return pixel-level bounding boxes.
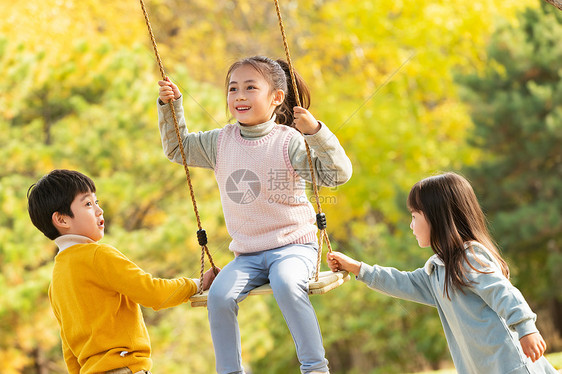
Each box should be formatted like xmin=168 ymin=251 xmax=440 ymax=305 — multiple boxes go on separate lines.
xmin=2 ymin=0 xmax=548 ymax=372
xmin=458 ymin=3 xmax=562 ymax=335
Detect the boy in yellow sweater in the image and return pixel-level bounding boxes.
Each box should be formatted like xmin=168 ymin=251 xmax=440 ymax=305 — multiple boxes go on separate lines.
xmin=27 ymin=169 xmax=217 ymax=374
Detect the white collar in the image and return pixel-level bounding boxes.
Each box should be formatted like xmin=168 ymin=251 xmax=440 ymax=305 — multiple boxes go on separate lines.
xmin=54 ymin=234 xmax=95 ymax=253
xmin=424 ymin=254 xmax=444 ymax=275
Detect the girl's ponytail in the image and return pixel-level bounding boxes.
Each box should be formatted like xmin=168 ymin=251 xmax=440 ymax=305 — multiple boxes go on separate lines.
xmin=275 ymin=59 xmax=311 ymax=127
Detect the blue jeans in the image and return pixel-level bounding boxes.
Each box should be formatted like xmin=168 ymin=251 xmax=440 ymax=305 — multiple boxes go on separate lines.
xmin=207 ymin=243 xmax=329 ymax=374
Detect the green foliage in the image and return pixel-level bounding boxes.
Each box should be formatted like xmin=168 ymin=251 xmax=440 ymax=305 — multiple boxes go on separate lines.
xmin=546 ymin=352 xmax=562 ymax=369
xmin=0 ymin=32 xmax=229 ymax=372
xmin=457 ymin=1 xmax=562 ymax=340
xmin=2 ymin=0 xmax=554 ymax=372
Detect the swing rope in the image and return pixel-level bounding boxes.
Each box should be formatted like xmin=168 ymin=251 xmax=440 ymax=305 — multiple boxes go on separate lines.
xmin=273 ymin=0 xmax=333 ymax=281
xmin=139 ymin=0 xmax=218 ymax=293
xmin=140 ymin=0 xmax=334 ymax=287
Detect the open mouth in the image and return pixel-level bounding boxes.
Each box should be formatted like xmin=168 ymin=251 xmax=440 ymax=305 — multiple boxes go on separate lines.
xmin=236 ymin=106 xmax=251 ymax=112
xmin=99 ymin=219 xmax=105 ymax=228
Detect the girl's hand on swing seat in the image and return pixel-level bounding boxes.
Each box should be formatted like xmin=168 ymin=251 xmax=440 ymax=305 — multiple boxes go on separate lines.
xmin=202 ymin=267 xmax=221 ymax=291
xmin=158 ymin=77 xmax=181 ymax=103
xmin=327 ymin=251 xmax=362 ymax=276
xmin=293 ymin=106 xmax=321 ymax=135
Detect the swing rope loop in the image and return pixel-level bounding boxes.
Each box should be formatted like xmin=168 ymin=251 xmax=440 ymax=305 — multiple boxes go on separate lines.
xmin=140 ymin=0 xmax=335 ymax=286
xmin=273 ymin=0 xmax=322 ymax=214
xmin=273 ymin=0 xmax=301 ymax=108
xmin=273 ymin=0 xmax=332 ymax=281
xmin=139 ymin=0 xmax=217 ymax=292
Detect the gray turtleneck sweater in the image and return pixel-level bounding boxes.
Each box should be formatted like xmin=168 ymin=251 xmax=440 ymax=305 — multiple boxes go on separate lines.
xmin=157 ymin=97 xmax=352 ymax=186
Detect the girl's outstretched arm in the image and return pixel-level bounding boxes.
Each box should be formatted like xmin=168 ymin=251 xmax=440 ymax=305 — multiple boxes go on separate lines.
xmin=329 ymin=251 xmax=437 ymax=306
xmin=519 ymin=332 xmax=547 ymax=363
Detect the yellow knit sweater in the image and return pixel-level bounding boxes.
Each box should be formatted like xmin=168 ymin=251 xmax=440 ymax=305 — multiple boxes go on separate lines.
xmin=48 ymin=239 xmax=197 ymax=373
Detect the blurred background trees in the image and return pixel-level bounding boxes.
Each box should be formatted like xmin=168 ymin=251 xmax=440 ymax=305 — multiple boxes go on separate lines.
xmin=457 ymin=1 xmax=562 ymax=342
xmin=1 ymin=0 xmax=560 ymax=373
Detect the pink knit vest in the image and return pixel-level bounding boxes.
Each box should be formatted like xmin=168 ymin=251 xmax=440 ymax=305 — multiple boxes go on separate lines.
xmin=215 ymin=124 xmax=317 ymax=254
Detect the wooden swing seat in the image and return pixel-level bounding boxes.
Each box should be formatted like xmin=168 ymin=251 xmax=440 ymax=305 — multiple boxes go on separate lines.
xmin=190 ymin=270 xmax=350 ymax=307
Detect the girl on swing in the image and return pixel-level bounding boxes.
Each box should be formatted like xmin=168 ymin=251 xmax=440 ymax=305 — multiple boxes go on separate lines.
xmin=157 ymin=56 xmax=352 ymax=374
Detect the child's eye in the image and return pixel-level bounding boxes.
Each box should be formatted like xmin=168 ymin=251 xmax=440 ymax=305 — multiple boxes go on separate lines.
xmin=86 ymin=202 xmax=92 ymax=207
xmin=247 ymin=85 xmax=256 ymax=90
xmin=229 ymin=87 xmax=237 ymax=92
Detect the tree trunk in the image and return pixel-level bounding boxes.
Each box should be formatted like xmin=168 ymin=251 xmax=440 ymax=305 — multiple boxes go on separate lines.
xmin=544 ymin=0 xmax=562 ymax=11
xmin=32 ymin=346 xmax=49 ymax=374
xmin=552 ymin=298 xmax=562 ymax=340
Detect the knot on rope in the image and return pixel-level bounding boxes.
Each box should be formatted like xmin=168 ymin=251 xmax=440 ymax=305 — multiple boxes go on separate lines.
xmin=197 ymin=229 xmax=208 ymax=246
xmin=316 ymin=213 xmax=327 ymax=230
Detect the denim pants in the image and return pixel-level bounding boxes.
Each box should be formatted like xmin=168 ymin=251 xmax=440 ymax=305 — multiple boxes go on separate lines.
xmin=207 ymin=243 xmax=329 ymax=374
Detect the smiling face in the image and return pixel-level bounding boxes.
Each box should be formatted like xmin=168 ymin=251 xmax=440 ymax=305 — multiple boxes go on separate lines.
xmin=227 ymin=64 xmax=284 ymax=126
xmin=56 ymin=191 xmax=105 ymax=241
xmin=410 ymin=210 xmax=431 ymax=248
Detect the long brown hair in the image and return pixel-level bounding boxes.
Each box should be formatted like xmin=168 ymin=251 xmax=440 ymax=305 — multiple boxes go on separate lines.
xmin=407 ymin=172 xmax=509 ymax=298
xmin=225 ymin=56 xmax=311 ymax=127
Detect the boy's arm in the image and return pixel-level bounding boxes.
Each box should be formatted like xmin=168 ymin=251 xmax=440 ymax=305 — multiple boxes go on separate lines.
xmin=61 ymin=340 xmax=81 ymax=374
xmin=157 ymin=96 xmax=221 ymax=170
xmin=49 ymin=289 xmax=81 ymax=374
xmin=94 ymin=245 xmax=199 ymax=310
xmin=288 ymin=123 xmax=353 ymax=187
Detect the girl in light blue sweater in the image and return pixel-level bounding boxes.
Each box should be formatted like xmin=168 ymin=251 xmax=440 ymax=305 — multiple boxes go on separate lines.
xmin=327 ymin=172 xmax=557 ymax=374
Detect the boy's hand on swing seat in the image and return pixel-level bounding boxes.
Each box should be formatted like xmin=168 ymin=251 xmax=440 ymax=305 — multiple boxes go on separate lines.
xmin=158 ymin=77 xmax=181 ymax=103
xmin=202 ymin=267 xmax=221 ymax=291
xmin=520 ymin=332 xmax=547 ymax=363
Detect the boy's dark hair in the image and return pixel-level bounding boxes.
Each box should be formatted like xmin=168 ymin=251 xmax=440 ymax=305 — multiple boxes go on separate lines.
xmin=27 ymin=169 xmax=96 ymax=240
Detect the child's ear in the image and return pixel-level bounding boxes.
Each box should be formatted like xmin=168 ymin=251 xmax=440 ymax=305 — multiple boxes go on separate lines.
xmin=272 ymin=89 xmax=285 ymax=106
xmin=52 ymin=212 xmax=70 ymax=230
